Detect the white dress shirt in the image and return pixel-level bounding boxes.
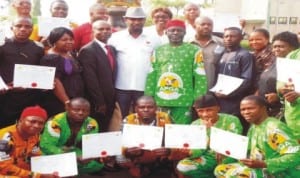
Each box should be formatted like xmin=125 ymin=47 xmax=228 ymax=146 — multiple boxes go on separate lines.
xmin=108 ymin=29 xmax=155 ymax=91
xmin=143 ymin=25 xmax=169 ymax=48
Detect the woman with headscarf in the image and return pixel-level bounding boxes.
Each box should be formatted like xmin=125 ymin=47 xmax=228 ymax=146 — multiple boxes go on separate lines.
xmin=40 ymin=27 xmax=84 ymax=117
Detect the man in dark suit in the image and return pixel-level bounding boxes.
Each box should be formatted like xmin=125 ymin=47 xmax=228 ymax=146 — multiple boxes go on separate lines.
xmin=78 ymin=20 xmax=116 ymax=132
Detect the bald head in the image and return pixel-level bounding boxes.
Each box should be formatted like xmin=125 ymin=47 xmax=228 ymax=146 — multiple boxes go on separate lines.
xmin=13 ymin=0 xmax=31 ymax=17
xmin=184 ymin=3 xmax=200 ymax=22
xmin=195 ymin=16 xmax=213 ymax=25
xmin=89 ymin=3 xmax=108 ymax=22
xmin=92 ymin=20 xmax=112 ymax=43
xmin=194 ymin=16 xmax=213 ymax=37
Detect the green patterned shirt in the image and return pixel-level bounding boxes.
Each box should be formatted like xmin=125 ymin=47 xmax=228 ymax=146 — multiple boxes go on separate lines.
xmin=145 ymin=43 xmax=207 ymax=107
xmin=247 ymin=117 xmax=300 ymax=176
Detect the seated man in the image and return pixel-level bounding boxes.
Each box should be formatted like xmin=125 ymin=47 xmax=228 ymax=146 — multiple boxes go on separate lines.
xmin=0 ymin=105 xmax=58 ymax=178
xmin=176 ymin=94 xmax=243 ymax=178
xmin=40 ymin=97 xmax=103 ymax=175
xmin=118 ymin=95 xmax=172 ymax=178
xmin=214 ymin=95 xmax=300 ymax=177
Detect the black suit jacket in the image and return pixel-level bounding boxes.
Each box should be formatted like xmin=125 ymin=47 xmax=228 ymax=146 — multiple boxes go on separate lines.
xmin=78 ymin=41 xmax=117 ymax=116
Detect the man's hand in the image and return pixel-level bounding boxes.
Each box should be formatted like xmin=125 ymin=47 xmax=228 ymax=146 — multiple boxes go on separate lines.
xmin=240 ymin=159 xmax=266 ymax=168
xmin=152 ymin=147 xmax=170 ymax=157
xmin=96 ymin=105 xmax=107 ymax=115
xmin=77 ymin=155 xmax=95 ymax=164
xmin=214 ymin=92 xmax=227 ymax=98
xmin=125 ymin=147 xmax=144 ymax=158
xmin=265 ymin=93 xmax=279 ymax=104
xmin=40 ymin=173 xmax=60 ymax=178
xmin=215 ymin=153 xmax=225 ymax=164
xmin=168 ymin=148 xmax=190 ymax=161
xmin=283 ymin=91 xmax=299 ymax=103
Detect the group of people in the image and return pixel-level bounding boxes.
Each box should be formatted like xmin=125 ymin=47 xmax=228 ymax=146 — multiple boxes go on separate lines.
xmin=1 ymin=0 xmax=300 ymax=177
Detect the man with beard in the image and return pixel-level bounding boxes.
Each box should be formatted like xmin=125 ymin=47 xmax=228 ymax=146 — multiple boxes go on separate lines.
xmin=108 ymin=7 xmax=156 ymax=119
xmin=192 ymin=16 xmax=224 ymax=90
xmin=78 ymin=20 xmax=116 ymax=132
xmin=213 ymin=27 xmax=254 ymax=134
xmin=145 ymin=19 xmax=207 ymax=124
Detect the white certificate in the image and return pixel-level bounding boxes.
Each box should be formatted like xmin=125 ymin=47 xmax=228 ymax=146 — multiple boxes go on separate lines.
xmin=210 ymin=127 xmax=248 ymax=160
xmin=277 ymin=57 xmax=300 ymax=92
xmin=210 ymin=74 xmax=244 ymax=95
xmin=38 ymin=16 xmax=70 ymax=37
xmin=0 ymin=76 xmax=8 ymax=90
xmin=164 ymin=124 xmax=207 ymax=149
xmin=31 ymin=152 xmax=78 ymax=177
xmin=82 ymin=131 xmax=122 ymax=159
xmin=13 ymin=64 xmax=55 ymax=90
xmin=122 ymin=124 xmax=164 ymax=150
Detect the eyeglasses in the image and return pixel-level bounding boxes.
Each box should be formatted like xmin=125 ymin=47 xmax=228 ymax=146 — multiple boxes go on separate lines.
xmin=153 ymin=15 xmax=169 ymax=19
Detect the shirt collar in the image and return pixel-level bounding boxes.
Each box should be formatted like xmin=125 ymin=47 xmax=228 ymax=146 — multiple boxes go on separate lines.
xmin=94 ymin=38 xmax=106 ymax=49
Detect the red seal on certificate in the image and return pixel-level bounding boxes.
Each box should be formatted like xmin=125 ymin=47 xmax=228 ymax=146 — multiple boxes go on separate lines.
xmin=101 ymin=151 xmax=107 ymax=156
xmin=183 ymin=143 xmax=189 ymax=148
xmin=139 ymin=143 xmax=145 ymax=148
xmin=31 ymin=82 xmax=37 ymax=87
xmin=225 ymin=150 xmax=231 ymax=155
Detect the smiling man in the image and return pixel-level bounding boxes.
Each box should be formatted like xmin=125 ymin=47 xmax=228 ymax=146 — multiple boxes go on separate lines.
xmin=176 ymin=94 xmax=242 ymax=178
xmin=0 ymin=105 xmax=58 ymax=178
xmin=78 ymin=20 xmax=116 ymax=132
xmin=108 ymin=7 xmax=156 ymax=119
xmin=214 ymin=95 xmax=300 ymax=178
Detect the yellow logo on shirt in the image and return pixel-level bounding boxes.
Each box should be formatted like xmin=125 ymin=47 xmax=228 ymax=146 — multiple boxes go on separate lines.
xmin=157 ymin=72 xmax=183 ymax=100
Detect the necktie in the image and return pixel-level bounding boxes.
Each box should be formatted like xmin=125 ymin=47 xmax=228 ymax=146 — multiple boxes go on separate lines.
xmin=105 ymin=45 xmax=115 ymax=70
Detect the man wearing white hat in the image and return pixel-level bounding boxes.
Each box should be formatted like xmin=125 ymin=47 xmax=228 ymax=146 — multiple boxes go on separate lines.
xmin=108 ymin=7 xmax=156 ymax=119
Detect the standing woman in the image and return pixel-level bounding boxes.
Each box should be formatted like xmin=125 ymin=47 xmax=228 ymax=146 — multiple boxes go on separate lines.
xmin=143 ymin=7 xmax=172 ymax=47
xmin=249 ymin=28 xmax=275 ymax=80
xmin=249 ymin=28 xmax=279 ymax=117
xmin=40 ymin=27 xmax=84 ymax=117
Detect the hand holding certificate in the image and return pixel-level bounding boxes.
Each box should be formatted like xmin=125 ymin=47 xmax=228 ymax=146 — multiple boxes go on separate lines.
xmin=210 ymin=127 xmax=248 ymax=160
xmin=164 ymin=124 xmax=207 ymax=149
xmin=82 ymin=131 xmax=122 ymax=159
xmin=13 ymin=64 xmax=55 ymax=90
xmin=277 ymin=57 xmax=300 ymax=92
xmin=122 ymin=124 xmax=164 ymax=150
xmin=31 ymin=152 xmax=78 ymax=177
xmin=210 ymin=74 xmax=244 ymax=95
xmin=0 ymin=76 xmax=8 ymax=90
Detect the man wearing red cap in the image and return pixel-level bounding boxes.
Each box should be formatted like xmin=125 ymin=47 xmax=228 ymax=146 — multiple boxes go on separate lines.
xmin=145 ymin=19 xmax=207 ymax=124
xmin=0 ymin=105 xmax=58 ymax=178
